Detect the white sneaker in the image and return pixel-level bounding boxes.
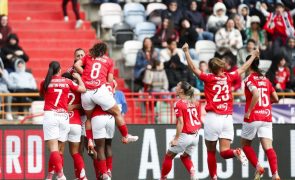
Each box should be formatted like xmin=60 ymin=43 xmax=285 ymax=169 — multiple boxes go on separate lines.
xmin=75 ymin=19 xmax=83 ymax=29
xmin=121 ymin=134 xmax=138 ymax=144
xmin=6 ymin=113 xmax=13 ymax=121
xmin=17 ymin=115 xmax=24 ymax=121
xmin=45 ymin=172 xmax=54 ymax=180
xmin=56 ymin=174 xmax=66 ymax=180
xmin=101 ymin=173 xmax=111 ymax=180
xmin=235 ymin=148 xmax=248 ymax=166
xmin=64 ymin=16 xmax=69 ymax=22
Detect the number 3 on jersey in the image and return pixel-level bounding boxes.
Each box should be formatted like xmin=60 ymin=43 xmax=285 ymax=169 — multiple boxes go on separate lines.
xmin=212 ymin=84 xmax=229 ymax=102
xmin=187 ymin=108 xmax=201 ymax=126
xmin=90 ymin=62 xmax=101 ymax=79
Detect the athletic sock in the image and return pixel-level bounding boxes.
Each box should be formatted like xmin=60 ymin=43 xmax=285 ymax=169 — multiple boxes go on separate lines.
xmin=207 ymin=150 xmax=217 ymax=178
xmin=72 ymin=153 xmax=85 ymax=178
xmin=161 ymin=154 xmax=173 ymax=178
xmin=93 ymin=160 xmax=100 ymax=178
xmin=49 ymin=151 xmax=62 ymax=173
xmin=266 ymin=148 xmax=278 ymax=175
xmin=97 ymin=160 xmax=108 ymax=175
xmin=106 ymin=156 xmax=113 ymax=171
xmin=243 ymin=145 xmax=258 ymax=167
xmin=180 ymin=155 xmax=194 ymax=174
xmin=118 ymin=124 xmax=128 ymax=137
xmin=220 ymin=149 xmax=235 ymax=159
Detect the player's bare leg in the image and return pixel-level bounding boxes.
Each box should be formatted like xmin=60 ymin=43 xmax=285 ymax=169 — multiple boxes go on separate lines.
xmin=95 ymin=138 xmax=110 ymax=180
xmin=84 ymin=109 xmax=95 ymax=155
xmin=107 ymin=104 xmax=138 ymax=143
xmin=105 ymin=139 xmax=113 ymax=178
xmin=70 ymin=142 xmax=87 ymax=180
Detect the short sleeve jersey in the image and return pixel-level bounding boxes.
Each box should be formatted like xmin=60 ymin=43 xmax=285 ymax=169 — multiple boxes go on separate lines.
xmin=199 ymin=71 xmax=239 ymax=115
xmin=40 ymin=76 xmax=79 ymax=112
xmin=81 ymin=55 xmax=114 ymax=89
xmin=174 ymin=99 xmax=202 ymax=134
xmin=244 ymin=73 xmax=275 ymax=123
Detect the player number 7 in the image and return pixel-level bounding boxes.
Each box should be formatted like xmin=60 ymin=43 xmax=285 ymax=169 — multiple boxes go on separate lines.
xmin=54 ymin=89 xmax=62 ymax=107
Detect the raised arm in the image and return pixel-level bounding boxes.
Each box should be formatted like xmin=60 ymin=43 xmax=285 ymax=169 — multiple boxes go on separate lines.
xmin=237 ymin=49 xmax=260 ymax=75
xmin=74 ymin=60 xmax=84 ymax=74
xmin=72 ymin=72 xmax=86 ymax=93
xmin=182 ymin=43 xmax=202 ymax=77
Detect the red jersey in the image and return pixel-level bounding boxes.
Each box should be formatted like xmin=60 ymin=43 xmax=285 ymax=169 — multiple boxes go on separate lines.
xmin=244 ymin=73 xmax=275 ymax=123
xmin=199 ymin=71 xmax=239 ymax=115
xmin=275 ymin=67 xmax=290 ymax=90
xmin=81 ymin=54 xmax=114 ymax=89
xmin=40 ymin=75 xmax=79 ymax=112
xmin=68 ymin=90 xmax=82 ymax=125
xmin=174 ymin=99 xmax=201 ymax=134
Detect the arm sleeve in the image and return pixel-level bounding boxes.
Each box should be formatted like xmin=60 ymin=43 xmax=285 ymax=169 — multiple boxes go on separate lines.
xmin=198 ymin=72 xmax=210 ymax=82
xmin=68 ymin=79 xmax=79 ymax=92
xmin=108 ymin=58 xmax=114 ymax=74
xmin=229 ymin=70 xmax=239 ymax=81
xmin=174 ymin=102 xmax=183 ymax=118
xmin=245 ymin=78 xmax=257 ymax=92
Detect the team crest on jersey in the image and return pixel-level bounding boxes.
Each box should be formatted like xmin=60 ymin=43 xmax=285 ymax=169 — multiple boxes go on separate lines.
xmin=68 ymin=111 xmax=74 ymax=118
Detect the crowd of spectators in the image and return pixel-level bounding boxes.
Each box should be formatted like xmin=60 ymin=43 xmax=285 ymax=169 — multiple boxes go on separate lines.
xmin=0 ymin=14 xmax=37 ymax=121
xmin=132 ymin=0 xmax=295 ymax=96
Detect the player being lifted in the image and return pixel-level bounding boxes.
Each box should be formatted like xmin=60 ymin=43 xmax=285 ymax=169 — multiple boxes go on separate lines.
xmin=241 ymin=56 xmax=280 ymax=180
xmin=183 ymin=43 xmax=259 ymax=180
xmin=74 ymin=42 xmax=138 ymax=151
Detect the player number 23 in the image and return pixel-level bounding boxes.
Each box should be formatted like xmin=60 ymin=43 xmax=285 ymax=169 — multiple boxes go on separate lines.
xmin=212 ymin=84 xmax=229 ymax=102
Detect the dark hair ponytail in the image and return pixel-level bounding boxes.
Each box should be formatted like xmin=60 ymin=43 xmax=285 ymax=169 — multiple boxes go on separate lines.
xmin=89 ymin=42 xmax=107 ymax=58
xmin=246 ymin=55 xmax=263 ymax=76
xmin=180 ymin=81 xmax=195 ymax=102
xmin=43 ymin=61 xmax=61 ymax=92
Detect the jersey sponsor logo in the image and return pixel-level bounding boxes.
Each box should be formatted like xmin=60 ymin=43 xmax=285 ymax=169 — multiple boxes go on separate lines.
xmin=253 ymin=109 xmax=271 ymax=117
xmin=217 ymin=103 xmax=228 ymax=111
xmin=258 ymin=81 xmax=267 ymax=86
xmin=253 ymin=76 xmax=266 ymax=80
xmin=85 ymin=80 xmax=101 ymax=86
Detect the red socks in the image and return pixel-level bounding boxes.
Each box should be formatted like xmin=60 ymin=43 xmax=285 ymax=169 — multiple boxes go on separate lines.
xmin=118 ymin=124 xmax=128 ymax=137
xmin=106 ymin=156 xmax=113 ymax=171
xmin=266 ymin=148 xmax=278 ymax=175
xmin=49 ymin=151 xmax=63 ymax=173
xmin=72 ymin=153 xmax=85 ymax=178
xmin=180 ymin=155 xmax=194 ymax=174
xmin=86 ymin=129 xmax=93 ymax=140
xmin=220 ymin=149 xmax=235 ymax=159
xmin=93 ymin=160 xmax=100 ymax=178
xmin=207 ymin=150 xmax=217 ymax=178
xmin=98 ymin=160 xmax=108 ymax=175
xmin=161 ymin=155 xmax=173 ymax=178
xmin=243 ymin=145 xmax=258 ymax=167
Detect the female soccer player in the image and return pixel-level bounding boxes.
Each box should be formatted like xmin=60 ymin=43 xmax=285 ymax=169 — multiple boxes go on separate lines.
xmin=241 ymin=56 xmax=280 ymax=180
xmin=183 ymin=43 xmax=259 ymax=180
xmin=74 ymin=42 xmax=138 ymax=150
xmin=160 ymin=81 xmax=201 ymax=180
xmin=40 ymin=61 xmax=86 ymax=180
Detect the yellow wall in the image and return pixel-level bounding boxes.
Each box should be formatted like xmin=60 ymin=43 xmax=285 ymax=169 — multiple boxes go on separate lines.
xmin=0 ymin=0 xmax=8 ymax=15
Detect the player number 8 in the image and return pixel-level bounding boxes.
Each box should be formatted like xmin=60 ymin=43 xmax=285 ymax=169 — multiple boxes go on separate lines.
xmin=90 ymin=62 xmax=101 ymax=79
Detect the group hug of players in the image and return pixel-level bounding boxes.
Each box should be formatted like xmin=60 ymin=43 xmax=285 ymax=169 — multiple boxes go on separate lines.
xmin=40 ymin=41 xmax=280 ymax=180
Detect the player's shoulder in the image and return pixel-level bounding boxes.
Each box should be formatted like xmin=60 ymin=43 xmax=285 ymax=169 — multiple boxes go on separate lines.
xmin=174 ymin=99 xmax=186 ymax=108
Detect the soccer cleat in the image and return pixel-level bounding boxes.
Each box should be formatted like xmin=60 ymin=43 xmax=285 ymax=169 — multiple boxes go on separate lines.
xmin=121 ymin=134 xmax=138 ymax=144
xmin=190 ymin=174 xmax=198 ymax=180
xmin=211 ymin=175 xmax=217 ymax=180
xmin=235 ymin=148 xmax=248 ymax=166
xmin=107 ymin=169 xmax=112 ymax=178
xmin=56 ymin=174 xmax=66 ymax=180
xmin=100 ymin=173 xmax=111 ymax=180
xmin=254 ymin=165 xmax=264 ymax=180
xmin=45 ymin=172 xmax=54 ymax=180
xmin=87 ymin=139 xmax=94 ymax=156
xmin=272 ymin=173 xmax=281 ymax=180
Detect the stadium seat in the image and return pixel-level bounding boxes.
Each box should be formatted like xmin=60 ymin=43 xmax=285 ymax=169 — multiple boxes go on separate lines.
xmin=124 ymin=3 xmax=145 ymax=28
xmin=122 ymin=40 xmax=143 ymax=67
xmin=146 ymin=3 xmax=167 ymax=16
xmin=99 ymin=3 xmax=122 ymax=29
xmin=259 ymin=59 xmax=272 ymax=73
xmin=112 ymin=22 xmax=134 ymax=45
xmin=195 ymin=40 xmax=216 ymax=62
xmin=134 ymin=22 xmax=156 ymax=41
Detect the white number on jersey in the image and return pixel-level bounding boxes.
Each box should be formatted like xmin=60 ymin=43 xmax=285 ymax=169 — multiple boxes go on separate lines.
xmin=212 ymin=84 xmax=230 ymax=102
xmin=90 ymin=62 xmax=102 ymax=79
xmin=68 ymin=93 xmax=75 ymax=105
xmin=258 ymin=87 xmax=269 ymax=107
xmin=54 ymin=89 xmax=62 ymax=107
xmin=187 ymin=108 xmax=201 ymax=126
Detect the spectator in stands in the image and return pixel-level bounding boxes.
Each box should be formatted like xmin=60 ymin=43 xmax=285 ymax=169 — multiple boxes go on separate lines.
xmin=223 ymin=52 xmax=242 ymax=91
xmin=215 ymin=18 xmax=243 ymax=56
xmin=262 ymin=2 xmax=295 ymax=49
xmin=62 ymin=0 xmax=83 ymax=29
xmin=164 ymin=55 xmax=195 ymax=91
xmin=178 ymin=18 xmax=198 ymax=60
xmin=152 ymin=18 xmax=179 ymax=49
xmin=1 ymin=33 xmax=29 ymax=73
xmin=185 ymin=0 xmax=214 ymax=41
xmin=195 ymin=60 xmax=207 ymax=92
xmin=245 ymin=16 xmax=268 ymax=51
xmin=232 ymin=13 xmax=247 ymax=41
xmin=161 ymin=0 xmax=183 ymax=28
xmin=7 ymin=59 xmax=38 ymax=120
xmin=266 ymin=56 xmax=293 ymax=92
xmin=281 ymin=37 xmax=295 ymax=71
xmin=160 ymin=39 xmax=185 ymax=64
xmin=0 ymin=58 xmax=12 ymax=121
xmin=223 ymin=0 xmax=241 ymax=15
xmin=134 ymin=38 xmax=158 ymax=90
xmin=142 ymin=61 xmax=169 ymax=94
xmin=207 ymin=2 xmax=228 ymax=34
xmin=0 ymin=15 xmax=12 ymax=48
xmin=237 ymin=39 xmax=256 ymax=67
xmin=238 ymin=4 xmax=251 ymax=29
